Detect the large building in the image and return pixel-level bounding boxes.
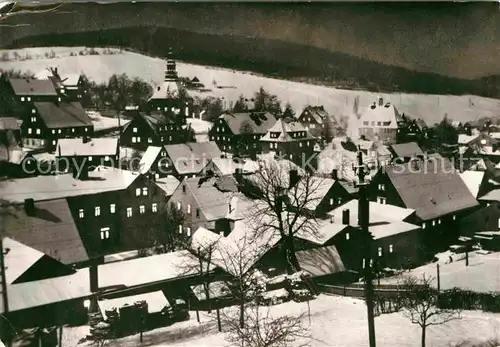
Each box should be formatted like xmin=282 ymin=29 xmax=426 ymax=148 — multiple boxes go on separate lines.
xmin=21 ymin=101 xmax=94 ymax=149
xmin=148 ymin=51 xmax=192 ymax=117
xmin=358 ymin=97 xmax=404 ymax=144
xmin=209 ymin=111 xmax=277 ymax=156
xmin=260 ymin=119 xmax=317 ymax=165
xmin=1 ymin=166 xmax=167 ymax=260
xmin=34 ymin=67 xmax=85 ymax=102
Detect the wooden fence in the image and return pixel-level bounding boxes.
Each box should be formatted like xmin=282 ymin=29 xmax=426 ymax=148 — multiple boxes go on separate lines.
xmin=317 ymin=283 xmax=405 ymax=298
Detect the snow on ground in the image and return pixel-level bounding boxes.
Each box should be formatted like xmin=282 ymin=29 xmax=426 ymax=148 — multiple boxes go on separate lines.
xmin=380 ymin=251 xmax=500 ymax=293
xmin=59 ymin=295 xmax=500 ymax=347
xmin=2 ymin=47 xmax=500 ymax=128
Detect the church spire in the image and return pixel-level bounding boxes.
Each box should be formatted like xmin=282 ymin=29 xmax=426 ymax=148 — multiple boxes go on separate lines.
xmin=165 ymin=47 xmax=178 ymax=82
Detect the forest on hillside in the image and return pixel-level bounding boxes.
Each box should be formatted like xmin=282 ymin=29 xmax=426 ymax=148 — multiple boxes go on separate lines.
xmin=6 ymin=26 xmax=500 ymax=100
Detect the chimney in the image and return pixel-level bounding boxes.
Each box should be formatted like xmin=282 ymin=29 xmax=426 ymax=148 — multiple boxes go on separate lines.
xmin=331 ymin=168 xmax=338 ymax=180
xmin=289 ymin=169 xmax=300 ymax=189
xmin=89 ymin=261 xmax=99 ymax=293
xmin=234 ymin=168 xmax=243 ymax=183
xmin=342 ymin=209 xmax=350 ymax=225
xmin=24 ymin=198 xmax=35 ymax=216
xmin=378 ymin=96 xmax=383 ymax=106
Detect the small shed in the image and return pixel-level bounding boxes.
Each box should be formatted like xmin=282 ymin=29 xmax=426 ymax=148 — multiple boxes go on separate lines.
xmin=98 ymin=291 xmax=170 ymax=321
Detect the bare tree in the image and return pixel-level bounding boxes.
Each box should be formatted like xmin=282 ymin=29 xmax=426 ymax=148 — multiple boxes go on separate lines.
xmin=246 ymin=159 xmax=323 ymax=274
xmin=399 ymin=275 xmax=462 ymax=347
xmin=223 ymin=304 xmax=311 ymax=347
xmin=213 ymin=233 xmax=267 ymax=328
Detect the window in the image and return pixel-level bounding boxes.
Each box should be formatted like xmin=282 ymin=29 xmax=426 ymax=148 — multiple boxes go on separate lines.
xmin=132 ymin=137 xmax=137 ymax=143
xmin=377 ymin=122 xmax=381 ymax=126
xmin=52 ymin=129 xmax=55 ymax=134
xmin=88 ymin=156 xmax=92 ymax=161
xmin=110 ymin=204 xmax=116 ymax=214
xmin=137 ymin=137 xmax=141 ymax=142
xmin=438 ymin=218 xmax=441 ymax=224
xmin=329 ymin=198 xmax=334 ymax=206
xmin=148 ymin=138 xmax=152 ymax=143
xmin=422 ymin=222 xmax=426 ymax=229
xmin=377 ymin=197 xmax=386 ymax=204
xmin=52 ymin=140 xmax=56 ymax=145
xmin=135 ymin=188 xmax=141 ymax=196
xmin=307 ymin=141 xmax=310 ymax=146
xmin=104 ymin=156 xmax=110 ymax=161
xmin=346 ymin=232 xmax=350 ymax=240
xmin=152 ymin=203 xmax=158 ymax=213
xmin=79 ymin=209 xmax=84 ymax=218
xmin=187 ymin=204 xmax=191 ymax=214
xmin=453 ymin=215 xmax=456 ymax=221
xmin=28 ymin=128 xmax=32 ymax=134
xmin=378 ymin=247 xmax=382 ymax=257
xmin=58 ymin=129 xmax=61 ymax=134
xmin=142 ymin=187 xmax=148 ymax=196
xmin=139 ymin=205 xmax=145 ymax=214
xmin=177 ymin=202 xmax=181 ymax=210
xmin=72 ymin=128 xmax=75 ymax=133
xmin=21 ymin=97 xmax=25 ymax=102
xmin=58 ymin=97 xmax=61 ymax=102
xmin=169 ymin=136 xmax=172 ymax=141
xmin=299 ymin=142 xmax=303 ymax=148
xmin=182 ymin=185 xmax=186 ymax=193
xmin=363 ymin=121 xmax=368 ymax=126
xmin=179 ymin=225 xmax=183 ymax=234
xmin=432 ymin=220 xmax=436 ymax=226
xmin=378 ymin=184 xmax=385 ymax=191
xmin=389 ymin=244 xmax=394 ymax=253
xmin=133 ymin=127 xmax=138 ymax=133
xmin=187 ymin=227 xmax=192 ymax=237
xmin=36 ymin=129 xmax=40 ymax=135
xmin=30 ymin=116 xmax=36 ymax=122
xmin=497 ymin=218 xmax=500 ymax=229
xmin=126 ymin=207 xmax=132 ymax=217
xmin=196 ymin=208 xmax=200 ymax=218
xmin=95 ymin=206 xmax=101 ymax=216
xmin=100 ymin=227 xmax=110 ymax=240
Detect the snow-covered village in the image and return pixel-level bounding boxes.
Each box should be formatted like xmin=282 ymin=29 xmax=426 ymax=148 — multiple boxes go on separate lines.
xmin=0 ymin=2 xmax=499 ymax=347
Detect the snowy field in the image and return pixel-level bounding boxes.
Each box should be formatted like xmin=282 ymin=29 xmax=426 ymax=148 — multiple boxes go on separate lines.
xmin=380 ymin=252 xmax=500 ymax=293
xmin=53 ymin=295 xmax=500 ymax=347
xmin=1 ymin=47 xmax=500 ymax=133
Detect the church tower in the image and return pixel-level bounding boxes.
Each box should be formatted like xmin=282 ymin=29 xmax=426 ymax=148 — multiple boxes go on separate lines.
xmin=164 ymin=48 xmax=178 ymax=82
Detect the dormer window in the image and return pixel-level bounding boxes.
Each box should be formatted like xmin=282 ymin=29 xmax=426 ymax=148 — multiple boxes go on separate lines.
xmin=133 ymin=127 xmax=138 ymax=133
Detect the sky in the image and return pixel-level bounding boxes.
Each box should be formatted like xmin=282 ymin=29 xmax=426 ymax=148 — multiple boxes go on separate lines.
xmin=1 ymin=2 xmax=499 ymax=79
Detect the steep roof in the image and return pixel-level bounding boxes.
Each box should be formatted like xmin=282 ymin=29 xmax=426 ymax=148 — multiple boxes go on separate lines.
xmin=221 ymin=111 xmax=277 ymax=135
xmin=290 ymin=176 xmax=336 ymax=211
xmin=459 ymin=171 xmax=485 ymax=199
xmin=139 ymin=146 xmax=163 ymax=174
xmin=56 ymin=138 xmax=118 ymax=157
xmin=301 ymin=105 xmax=330 ymax=124
xmin=165 ymin=142 xmax=222 ymax=175
xmin=261 ymin=119 xmax=315 ymax=142
xmin=211 ymin=157 xmax=245 ymax=176
xmin=384 ymin=159 xmax=479 ymax=220
xmin=296 ymin=245 xmax=345 ymax=277
xmin=458 ymin=134 xmax=479 ymax=146
xmin=9 ymin=78 xmax=57 ymax=96
xmin=34 ymin=102 xmax=93 ymax=129
xmin=390 ymin=142 xmax=424 ymax=158
xmin=150 ymin=80 xmax=185 ymax=100
xmin=183 ymin=176 xmax=234 ymax=221
xmin=0 ymin=166 xmax=140 ymax=203
xmin=0 ymin=117 xmax=20 ymax=131
xmin=3 ymin=237 xmax=44 ymax=284
xmin=359 ymin=101 xmax=400 ymax=129
xmin=4 ymin=199 xmax=88 ymax=265
xmin=154 ymin=175 xmax=180 ymax=196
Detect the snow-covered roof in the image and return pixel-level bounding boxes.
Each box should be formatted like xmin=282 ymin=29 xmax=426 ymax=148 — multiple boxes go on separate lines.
xmin=289 ymin=176 xmax=336 ymax=211
xmin=139 ymin=146 xmax=162 ymax=174
xmin=458 ymin=134 xmax=479 ymax=145
xmin=459 ymin=171 xmax=485 ymax=199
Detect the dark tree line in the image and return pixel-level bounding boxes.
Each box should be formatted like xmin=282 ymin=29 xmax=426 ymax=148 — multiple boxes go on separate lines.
xmin=80 ymin=73 xmax=153 ymax=112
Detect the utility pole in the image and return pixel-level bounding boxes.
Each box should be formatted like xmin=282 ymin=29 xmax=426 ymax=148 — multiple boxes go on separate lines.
xmin=355 ymin=147 xmax=376 ymax=347
xmin=0 ymin=235 xmax=11 ymax=347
